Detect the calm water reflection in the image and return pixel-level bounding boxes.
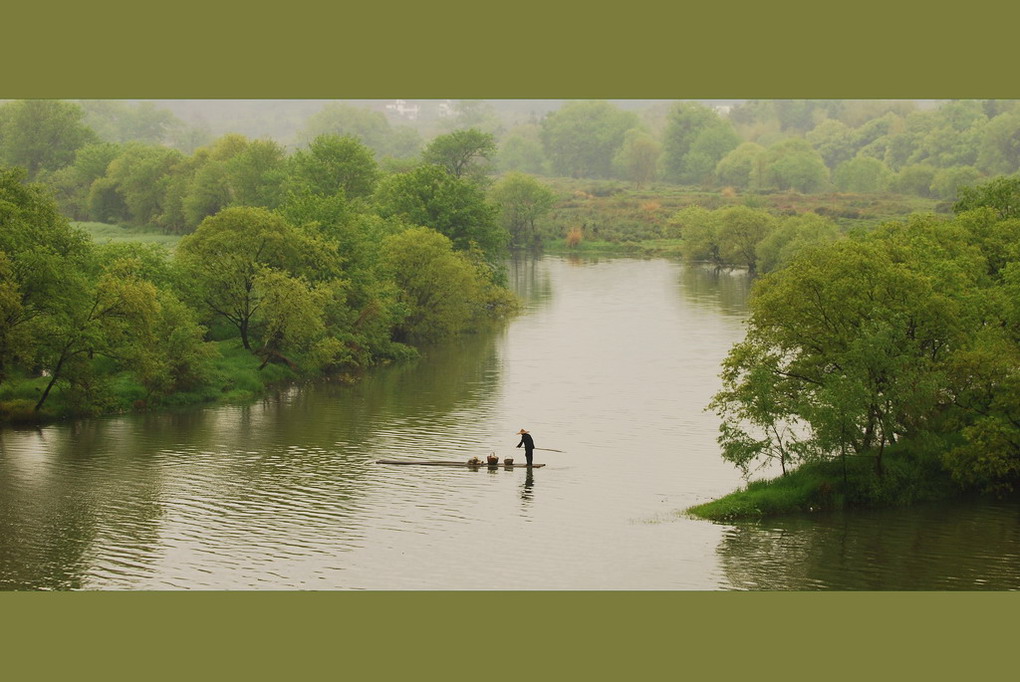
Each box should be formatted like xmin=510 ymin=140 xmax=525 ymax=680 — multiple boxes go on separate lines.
xmin=1 ymin=256 xmax=1018 ymax=590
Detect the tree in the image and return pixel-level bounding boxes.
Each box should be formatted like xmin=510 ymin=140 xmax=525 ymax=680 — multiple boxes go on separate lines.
xmin=421 ymin=129 xmax=497 ymax=181
xmin=175 ymin=207 xmax=330 ymax=353
xmin=806 ymin=119 xmax=855 ymax=170
xmin=80 ymin=100 xmax=183 ymax=145
xmin=715 ymin=206 xmax=776 ymax=273
xmin=670 ymin=206 xmax=723 ymax=267
xmin=712 ymin=221 xmax=984 ymax=476
xmin=288 ymin=134 xmax=379 ymax=200
xmin=761 ymin=139 xmax=830 ymax=193
xmin=380 ymin=227 xmax=490 ymax=341
xmin=298 ymin=103 xmax=417 ymax=159
xmin=498 ymin=124 xmax=546 ymax=174
xmin=32 ymin=256 xmax=162 ymax=413
xmin=489 ymin=173 xmax=556 ymax=248
xmin=715 ymin=142 xmax=766 ymax=190
xmin=43 ymin=142 xmax=122 ymax=220
xmin=279 ymin=193 xmax=403 ymax=367
xmin=833 ymin=155 xmax=893 ymax=193
xmin=755 ymin=213 xmax=840 ymax=274
xmin=0 ymin=168 xmax=93 ymax=385
xmin=930 ymin=166 xmax=982 ymax=201
xmin=373 ymin=165 xmax=507 ymax=263
xmin=224 ymin=138 xmax=288 ymax=208
xmin=890 ymin=164 xmax=937 ymax=197
xmin=0 ymin=100 xmax=98 ymax=179
xmin=178 ymin=134 xmax=250 ymax=229
xmin=99 ymin=143 xmax=184 ymax=227
xmin=437 ymin=100 xmax=501 ymax=134
xmin=613 ymin=129 xmax=661 ymax=188
xmin=539 ymin=101 xmax=638 ymax=178
xmin=977 ymin=112 xmax=1020 ymax=175
xmin=953 ymin=174 xmax=1020 ymax=220
xmin=660 ymin=102 xmax=724 ymax=183
xmin=683 ymin=123 xmax=741 ymax=185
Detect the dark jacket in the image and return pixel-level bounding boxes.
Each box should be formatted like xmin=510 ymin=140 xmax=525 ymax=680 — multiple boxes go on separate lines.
xmin=517 ymin=433 xmax=535 ymax=450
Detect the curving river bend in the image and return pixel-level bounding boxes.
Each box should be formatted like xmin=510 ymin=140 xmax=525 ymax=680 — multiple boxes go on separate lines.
xmin=1 ymin=256 xmax=1018 ymax=590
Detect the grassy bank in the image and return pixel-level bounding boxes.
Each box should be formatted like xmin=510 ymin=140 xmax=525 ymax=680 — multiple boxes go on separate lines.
xmin=0 ymin=338 xmax=318 ymax=425
xmin=74 ymin=221 xmax=183 ymax=248
xmin=543 ymin=237 xmax=686 ymax=258
xmin=686 ymin=445 xmax=966 ymax=522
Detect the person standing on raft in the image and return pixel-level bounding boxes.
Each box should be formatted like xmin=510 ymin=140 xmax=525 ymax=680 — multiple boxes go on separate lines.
xmin=516 ymin=429 xmax=535 ymax=466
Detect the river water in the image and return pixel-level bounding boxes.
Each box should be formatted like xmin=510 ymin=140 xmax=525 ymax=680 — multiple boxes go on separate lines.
xmin=1 ymin=256 xmax=1018 ymax=590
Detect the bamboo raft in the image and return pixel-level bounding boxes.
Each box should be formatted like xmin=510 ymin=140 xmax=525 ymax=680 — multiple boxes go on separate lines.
xmin=377 ymin=458 xmax=545 ymax=469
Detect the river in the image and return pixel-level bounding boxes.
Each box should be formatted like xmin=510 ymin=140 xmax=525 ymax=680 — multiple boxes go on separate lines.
xmin=1 ymin=255 xmax=1018 ymax=590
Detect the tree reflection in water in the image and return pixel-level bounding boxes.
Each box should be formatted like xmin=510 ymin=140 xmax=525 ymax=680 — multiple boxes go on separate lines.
xmin=715 ymin=497 xmax=1020 ymax=590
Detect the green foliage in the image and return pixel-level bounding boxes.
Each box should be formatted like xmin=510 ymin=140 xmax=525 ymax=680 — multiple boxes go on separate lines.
xmin=712 ymin=224 xmax=983 ymax=477
xmin=373 ymin=164 xmax=508 ymax=263
xmin=683 ymin=122 xmax=741 ymax=185
xmin=715 ymin=142 xmax=766 ymax=190
xmin=176 ymin=206 xmax=325 ymax=351
xmin=890 ymin=164 xmax=937 ymax=197
xmin=0 ymin=167 xmax=94 ymax=384
xmin=931 ymin=166 xmax=982 ymax=201
xmin=100 ymin=143 xmax=185 ymax=227
xmin=755 ymin=213 xmax=839 ymax=274
xmin=687 ymin=445 xmax=958 ymax=520
xmin=715 ymin=206 xmax=776 ymax=273
xmin=288 ymin=134 xmax=379 ymax=200
xmin=80 ymin=100 xmax=184 ymax=146
xmin=381 ymin=227 xmax=495 ymax=341
xmin=660 ymin=102 xmax=722 ymax=183
xmin=708 ymin=202 xmax=1020 ymax=498
xmin=805 ymin=118 xmax=855 ymax=169
xmin=489 ymin=173 xmax=556 ymax=249
xmin=670 ymin=206 xmax=723 ymax=266
xmin=953 ymin=173 xmax=1020 ymax=219
xmin=421 ymin=128 xmax=497 ymax=181
xmin=298 ymin=103 xmax=420 ymax=159
xmin=760 ymin=139 xmax=830 ymax=193
xmin=976 ymin=111 xmax=1020 ymax=175
xmin=43 ymin=142 xmax=122 ymax=220
xmin=539 ymin=101 xmax=638 ymax=179
xmin=613 ymin=129 xmax=661 ymax=188
xmin=1 ymin=139 xmax=523 ymax=423
xmin=833 ymin=155 xmax=893 ymax=193
xmin=0 ymin=100 xmax=98 ymax=179
xmin=497 ymin=124 xmax=547 ymax=175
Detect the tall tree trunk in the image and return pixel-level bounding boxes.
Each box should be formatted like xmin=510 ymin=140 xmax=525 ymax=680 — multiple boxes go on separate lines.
xmin=35 ymin=352 xmax=68 ymax=412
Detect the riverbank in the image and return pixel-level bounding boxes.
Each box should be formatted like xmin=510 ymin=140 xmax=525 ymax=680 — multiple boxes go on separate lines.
xmin=0 ymin=339 xmax=303 ymax=425
xmin=0 ymin=336 xmax=403 ymax=426
xmin=685 ymin=445 xmax=971 ymax=521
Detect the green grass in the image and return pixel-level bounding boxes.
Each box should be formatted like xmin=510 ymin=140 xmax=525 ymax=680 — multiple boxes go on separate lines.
xmin=544 ymin=237 xmax=685 ymax=257
xmin=74 ymin=221 xmax=182 ymax=249
xmin=687 ymin=444 xmax=963 ymax=521
xmin=0 ymin=337 xmax=308 ymax=425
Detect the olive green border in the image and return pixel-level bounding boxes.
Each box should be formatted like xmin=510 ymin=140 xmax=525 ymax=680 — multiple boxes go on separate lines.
xmin=4 ymin=2 xmax=1019 ymax=679
xmin=6 ymin=2 xmax=1020 ymax=98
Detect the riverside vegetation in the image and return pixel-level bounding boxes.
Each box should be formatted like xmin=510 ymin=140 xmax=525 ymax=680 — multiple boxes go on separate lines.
xmin=4 ymin=98 xmax=1020 ymax=516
